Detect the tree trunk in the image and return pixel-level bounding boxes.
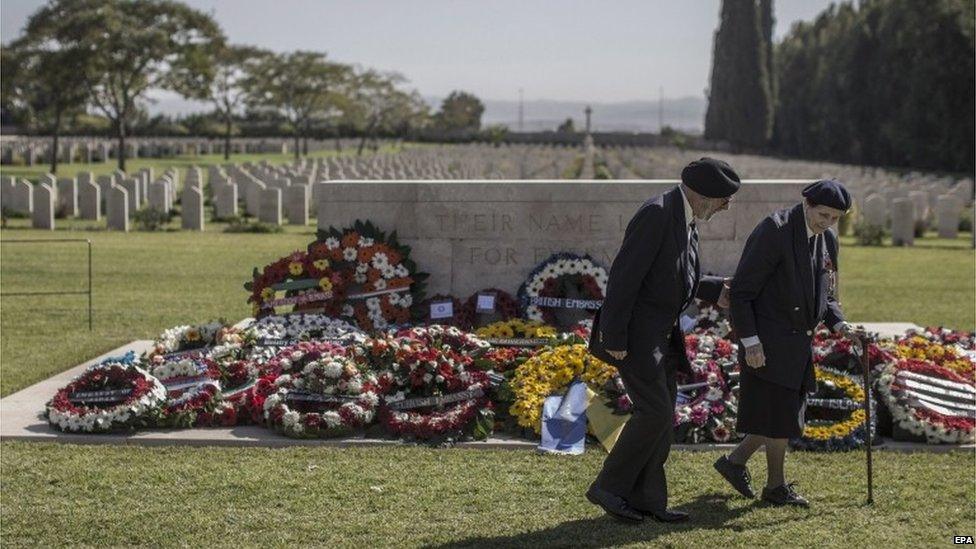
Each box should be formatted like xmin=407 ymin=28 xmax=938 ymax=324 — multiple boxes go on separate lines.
xmin=294 ymin=131 xmax=300 ymax=161
xmin=302 ymin=122 xmax=309 ymax=157
xmin=117 ymin=117 xmax=127 ymax=172
xmin=358 ymin=118 xmax=378 ymax=156
xmin=50 ymin=109 xmax=62 ymax=174
xmin=224 ymin=116 xmax=232 ymax=161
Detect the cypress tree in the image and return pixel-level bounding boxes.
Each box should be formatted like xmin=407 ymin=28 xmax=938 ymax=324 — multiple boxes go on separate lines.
xmin=704 ymin=0 xmax=773 ymax=151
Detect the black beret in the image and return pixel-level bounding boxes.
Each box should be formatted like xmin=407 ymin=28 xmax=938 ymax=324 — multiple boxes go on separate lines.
xmin=680 ymin=157 xmax=741 ymax=198
xmin=802 ymin=179 xmax=851 ymax=211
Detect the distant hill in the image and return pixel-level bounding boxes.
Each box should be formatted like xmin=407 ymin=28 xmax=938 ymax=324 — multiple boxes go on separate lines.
xmin=424 ymin=96 xmax=706 ymax=134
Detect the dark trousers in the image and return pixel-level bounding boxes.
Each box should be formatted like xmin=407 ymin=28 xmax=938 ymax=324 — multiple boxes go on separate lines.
xmin=595 ymin=353 xmax=678 ymax=511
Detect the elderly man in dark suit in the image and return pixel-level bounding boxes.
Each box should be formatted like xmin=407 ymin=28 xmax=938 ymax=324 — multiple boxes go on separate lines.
xmin=586 ymin=158 xmax=741 ymax=524
xmin=714 ymin=179 xmax=854 ymax=507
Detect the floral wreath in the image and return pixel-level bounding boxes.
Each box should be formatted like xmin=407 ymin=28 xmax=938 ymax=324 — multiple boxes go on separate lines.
xmin=569 ymin=319 xmax=593 ymax=341
xmin=685 ymin=332 xmax=738 ymax=375
xmin=46 ymin=352 xmax=167 ymax=433
xmin=261 ymin=340 xmax=350 ymax=378
xmin=877 ymin=358 xmax=975 ymax=444
xmin=144 ymin=322 xmax=242 ymax=364
xmin=893 ymin=334 xmax=975 ymax=381
xmin=518 ymin=253 xmax=608 ymax=330
xmin=245 ymin=248 xmax=348 ymax=319
xmin=242 ymin=314 xmax=366 ymax=364
xmin=475 ymin=319 xmax=558 ymax=345
xmin=508 ymin=344 xmax=617 ymax=434
xmin=209 ymin=356 xmax=262 ymax=425
xmin=394 ymin=325 xmax=491 ymax=357
xmin=416 ymin=294 xmax=465 ymax=328
xmin=458 ymin=288 xmax=520 ymax=330
xmin=149 ymin=356 xmax=226 ymax=428
xmin=903 ymin=326 xmax=975 ymax=351
xmin=263 ymin=354 xmax=381 ymax=438
xmin=349 ymin=333 xmax=494 ymax=441
xmin=791 ymin=366 xmax=872 ymax=451
xmin=315 ymin=220 xmax=429 ymax=332
xmin=812 ymin=327 xmax=895 ymax=376
xmin=690 ymin=301 xmax=733 ymax=339
xmin=672 ymin=333 xmax=736 ymax=443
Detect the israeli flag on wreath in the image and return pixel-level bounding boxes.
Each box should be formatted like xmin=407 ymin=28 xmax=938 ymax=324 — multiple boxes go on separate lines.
xmin=538 ymin=380 xmax=589 ymax=455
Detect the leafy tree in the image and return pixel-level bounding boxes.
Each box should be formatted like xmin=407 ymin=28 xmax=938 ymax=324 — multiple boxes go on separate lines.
xmin=434 ymin=91 xmax=484 ymax=132
xmin=21 ymin=0 xmax=224 ymax=171
xmin=342 ymin=69 xmax=429 ymax=155
xmin=247 ymin=51 xmax=351 ymax=159
xmin=774 ymin=0 xmax=974 ymax=172
xmin=2 ymin=39 xmax=91 ymax=173
xmin=206 ymin=45 xmax=271 ymax=159
xmin=557 ymin=117 xmax=576 ymax=133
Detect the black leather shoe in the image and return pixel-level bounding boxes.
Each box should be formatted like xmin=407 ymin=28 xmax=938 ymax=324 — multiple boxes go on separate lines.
xmin=761 ymin=482 xmax=809 ymax=507
xmin=714 ymin=455 xmax=756 ymax=498
xmin=585 ymin=484 xmax=644 ymax=524
xmin=633 ymin=508 xmax=690 ymax=523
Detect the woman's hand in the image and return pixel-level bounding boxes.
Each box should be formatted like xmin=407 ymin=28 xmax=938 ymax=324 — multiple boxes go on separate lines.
xmin=607 ymin=349 xmax=628 ymax=360
xmin=744 ymin=342 xmax=765 ymax=369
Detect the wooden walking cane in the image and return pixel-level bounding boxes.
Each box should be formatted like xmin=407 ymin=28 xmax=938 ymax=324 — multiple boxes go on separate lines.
xmin=857 ymin=332 xmax=874 ymax=504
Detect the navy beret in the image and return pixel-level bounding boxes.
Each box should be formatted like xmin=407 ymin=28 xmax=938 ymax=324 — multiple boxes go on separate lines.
xmin=681 ymin=157 xmax=741 ymax=198
xmin=802 ymin=179 xmax=851 ymax=211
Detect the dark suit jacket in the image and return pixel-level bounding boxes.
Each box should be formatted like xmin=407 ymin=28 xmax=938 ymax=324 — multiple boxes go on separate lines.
xmin=729 ymin=203 xmax=845 ymax=390
xmin=588 ymin=187 xmax=723 ymax=371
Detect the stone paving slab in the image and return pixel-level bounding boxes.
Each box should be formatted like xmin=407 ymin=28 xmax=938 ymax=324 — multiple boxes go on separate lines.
xmin=3 ymin=323 xmax=970 ymax=452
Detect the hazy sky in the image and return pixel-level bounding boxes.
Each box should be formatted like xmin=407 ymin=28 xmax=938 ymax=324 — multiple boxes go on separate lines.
xmin=1 ymin=0 xmax=835 ymax=103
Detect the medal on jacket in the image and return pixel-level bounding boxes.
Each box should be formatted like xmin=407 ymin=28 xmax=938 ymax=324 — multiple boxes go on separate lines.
xmin=823 ymin=254 xmax=837 ymax=297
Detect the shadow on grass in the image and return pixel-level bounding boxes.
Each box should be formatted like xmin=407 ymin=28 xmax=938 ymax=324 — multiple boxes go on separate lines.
xmin=428 ymin=493 xmax=775 ymax=548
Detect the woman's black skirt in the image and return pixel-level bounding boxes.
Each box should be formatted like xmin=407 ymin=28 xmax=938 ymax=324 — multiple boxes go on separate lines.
xmin=735 ymin=366 xmax=807 ymax=439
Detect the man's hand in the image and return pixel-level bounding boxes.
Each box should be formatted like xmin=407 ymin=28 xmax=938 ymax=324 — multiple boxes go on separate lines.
xmin=744 ymin=342 xmax=765 ymax=369
xmin=607 ymin=349 xmax=628 ymax=360
xmin=836 ymin=321 xmax=863 ymax=339
xmin=717 ymin=277 xmax=732 ymax=309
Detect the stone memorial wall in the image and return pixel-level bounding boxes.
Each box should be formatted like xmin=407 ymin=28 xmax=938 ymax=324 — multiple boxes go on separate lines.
xmin=316 ymin=180 xmax=810 ymax=296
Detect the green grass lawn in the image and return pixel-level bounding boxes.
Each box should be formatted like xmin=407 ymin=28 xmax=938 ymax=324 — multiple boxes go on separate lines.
xmin=0 ymin=443 xmax=971 ymax=547
xmin=838 ymin=235 xmax=975 ymax=330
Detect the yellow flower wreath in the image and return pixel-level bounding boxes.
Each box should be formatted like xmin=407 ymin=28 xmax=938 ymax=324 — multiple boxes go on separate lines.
xmin=509 ymin=344 xmax=617 ymax=433
xmin=476 ymin=319 xmax=558 ymax=339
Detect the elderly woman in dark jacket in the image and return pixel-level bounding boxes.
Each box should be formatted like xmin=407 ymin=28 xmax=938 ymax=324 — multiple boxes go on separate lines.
xmin=714 ymin=179 xmax=854 ymax=507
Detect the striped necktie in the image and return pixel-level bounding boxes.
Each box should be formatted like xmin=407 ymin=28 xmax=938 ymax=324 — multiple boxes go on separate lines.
xmin=684 ymin=221 xmax=699 ymax=308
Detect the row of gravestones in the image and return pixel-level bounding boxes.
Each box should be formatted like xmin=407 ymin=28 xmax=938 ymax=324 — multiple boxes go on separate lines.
xmin=0 ymin=137 xmax=392 ymax=166
xmin=861 ymin=185 xmax=971 ymax=245
xmin=0 ymin=167 xmax=182 ymax=230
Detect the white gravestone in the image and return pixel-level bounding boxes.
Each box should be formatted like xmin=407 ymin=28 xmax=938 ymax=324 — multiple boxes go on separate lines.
xmin=284 ymin=184 xmax=309 ymax=225
xmin=259 ymin=188 xmax=283 ymax=225
xmin=181 ymin=185 xmax=205 ymax=231
xmin=891 ymin=198 xmax=915 ymax=246
xmin=936 ymin=195 xmax=960 ymax=239
xmin=106 ymin=185 xmax=129 ymax=231
xmin=214 ymin=183 xmax=238 ymax=219
xmin=10 ymin=179 xmax=33 ymax=214
xmin=862 ymin=193 xmax=887 ymax=227
xmin=148 ymin=181 xmax=171 ymax=213
xmin=78 ymin=180 xmax=101 ymax=220
xmin=31 ymin=183 xmax=55 ymax=230
xmin=57 ymin=178 xmax=78 ymax=217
